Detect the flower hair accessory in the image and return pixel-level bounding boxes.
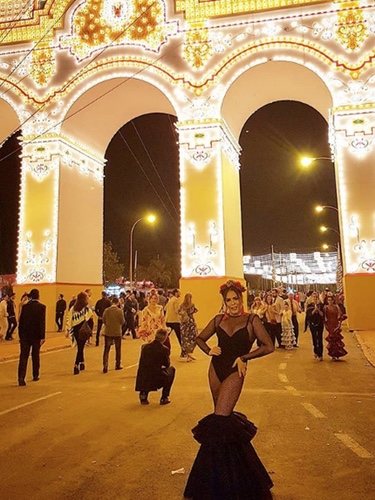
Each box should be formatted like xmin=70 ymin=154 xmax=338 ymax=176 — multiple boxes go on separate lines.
xmin=219 ymin=280 xmax=246 ymax=296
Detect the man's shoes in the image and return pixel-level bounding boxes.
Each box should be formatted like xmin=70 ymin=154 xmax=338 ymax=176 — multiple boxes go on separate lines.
xmin=32 ymin=376 xmax=39 ymax=381
xmin=79 ymin=363 xmax=85 ymax=371
xmin=115 ymin=366 xmax=123 ymax=370
xmin=73 ymin=366 xmax=79 ymax=375
xmin=160 ymin=397 xmax=171 ymax=405
xmin=18 ymin=380 xmax=26 ymax=386
xmin=103 ymin=367 xmax=108 ymax=374
xmin=140 ymin=392 xmax=149 ymax=405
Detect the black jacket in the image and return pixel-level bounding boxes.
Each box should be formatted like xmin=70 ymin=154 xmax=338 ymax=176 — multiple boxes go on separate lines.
xmin=135 ymin=340 xmax=171 ymax=392
xmin=56 ymin=299 xmax=67 ymax=314
xmin=19 ymin=300 xmax=46 ymax=341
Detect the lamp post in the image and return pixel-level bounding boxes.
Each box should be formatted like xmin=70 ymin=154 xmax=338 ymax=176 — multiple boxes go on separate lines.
xmin=129 ymin=214 xmax=156 ymax=289
xmin=300 ymin=156 xmax=332 ymax=168
xmin=319 ymin=225 xmax=340 ymax=237
xmin=315 ymin=204 xmax=338 ymax=214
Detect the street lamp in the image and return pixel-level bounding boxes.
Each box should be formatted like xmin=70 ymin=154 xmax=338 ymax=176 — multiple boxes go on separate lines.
xmin=129 ymin=213 xmax=157 ymax=289
xmin=315 ymin=204 xmax=338 ymax=213
xmin=300 ymin=156 xmax=332 ymax=168
xmin=319 ymin=225 xmax=340 ymax=236
xmin=322 ymin=243 xmax=338 ymax=251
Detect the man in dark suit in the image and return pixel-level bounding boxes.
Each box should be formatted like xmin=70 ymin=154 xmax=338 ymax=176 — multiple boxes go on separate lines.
xmin=18 ymin=288 xmax=46 ymax=386
xmin=135 ymin=328 xmax=175 ymax=405
xmin=55 ymin=294 xmax=67 ymax=332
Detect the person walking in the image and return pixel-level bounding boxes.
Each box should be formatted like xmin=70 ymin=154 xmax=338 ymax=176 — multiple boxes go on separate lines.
xmin=17 ymin=289 xmax=46 ymax=386
xmin=0 ymin=292 xmax=9 ymax=342
xmin=288 ymin=292 xmax=301 ymax=346
xmin=280 ymin=301 xmax=296 ymax=350
xmin=5 ymin=293 xmax=17 ymax=340
xmin=305 ymin=292 xmax=324 ymax=361
xmin=263 ymin=294 xmax=278 ymax=346
xmin=94 ymin=291 xmax=111 ymax=346
xmin=123 ymin=292 xmax=137 ymax=339
xmin=135 ymin=328 xmax=176 ymax=405
xmin=324 ymin=296 xmax=347 ymax=361
xmin=138 ymin=289 xmax=170 ymax=350
xmin=271 ymin=288 xmax=284 ymax=347
xmin=178 ymin=293 xmax=198 ymax=362
xmin=102 ymin=296 xmax=125 ymax=373
xmin=55 ymin=294 xmax=67 ymax=332
xmin=184 ymin=280 xmax=274 ymax=499
xmin=66 ymin=292 xmax=93 ymax=375
xmin=165 ymin=288 xmax=183 ymax=356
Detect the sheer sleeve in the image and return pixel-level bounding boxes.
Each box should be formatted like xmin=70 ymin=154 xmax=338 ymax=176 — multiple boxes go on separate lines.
xmin=241 ymin=315 xmax=274 ymax=361
xmin=196 ymin=315 xmax=219 ymax=355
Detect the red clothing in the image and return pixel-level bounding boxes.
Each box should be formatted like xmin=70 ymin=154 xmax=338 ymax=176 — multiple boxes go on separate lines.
xmin=324 ymin=305 xmax=347 ymax=359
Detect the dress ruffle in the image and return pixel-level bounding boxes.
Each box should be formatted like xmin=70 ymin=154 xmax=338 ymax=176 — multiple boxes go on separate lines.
xmin=192 ymin=412 xmax=258 ymax=445
xmin=184 ymin=413 xmax=273 ymax=500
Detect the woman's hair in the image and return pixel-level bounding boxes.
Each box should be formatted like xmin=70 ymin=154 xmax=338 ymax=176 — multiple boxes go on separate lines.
xmin=181 ymin=293 xmax=192 ymax=309
xmin=265 ymin=294 xmax=273 ymax=304
xmin=73 ymin=292 xmax=89 ymax=312
xmin=148 ymin=288 xmax=158 ymax=299
xmin=219 ymin=280 xmax=246 ymax=300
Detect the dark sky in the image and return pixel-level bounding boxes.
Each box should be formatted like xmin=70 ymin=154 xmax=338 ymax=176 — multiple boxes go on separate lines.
xmin=0 ymin=101 xmax=339 ymax=274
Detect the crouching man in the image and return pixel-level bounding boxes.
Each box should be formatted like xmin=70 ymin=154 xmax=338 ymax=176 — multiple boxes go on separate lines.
xmin=135 ymin=328 xmax=175 ymax=405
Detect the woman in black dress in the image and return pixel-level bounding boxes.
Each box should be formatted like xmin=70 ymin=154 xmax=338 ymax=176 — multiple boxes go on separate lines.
xmin=184 ymin=280 xmax=274 ymax=500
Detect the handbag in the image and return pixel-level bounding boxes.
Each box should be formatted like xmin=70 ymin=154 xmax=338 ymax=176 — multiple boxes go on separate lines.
xmin=78 ymin=320 xmax=92 ymax=341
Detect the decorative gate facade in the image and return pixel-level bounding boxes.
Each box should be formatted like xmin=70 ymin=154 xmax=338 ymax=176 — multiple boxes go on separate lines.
xmin=0 ymin=0 xmax=374 ymax=329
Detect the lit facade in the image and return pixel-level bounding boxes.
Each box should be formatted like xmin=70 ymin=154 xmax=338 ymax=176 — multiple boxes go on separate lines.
xmin=0 ymin=0 xmax=374 ymax=329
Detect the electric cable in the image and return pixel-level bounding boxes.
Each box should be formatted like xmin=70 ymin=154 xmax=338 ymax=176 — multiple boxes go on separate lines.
xmin=0 ymin=42 xmax=183 ymax=163
xmin=0 ymin=1 xmax=166 ymax=154
xmin=131 ymin=121 xmax=180 ymax=219
xmin=117 ymin=130 xmax=179 ymax=227
xmin=0 ymin=1 xmax=34 ymax=46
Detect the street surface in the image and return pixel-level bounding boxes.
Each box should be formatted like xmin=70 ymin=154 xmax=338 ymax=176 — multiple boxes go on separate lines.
xmin=1 ymin=326 xmax=374 ymax=500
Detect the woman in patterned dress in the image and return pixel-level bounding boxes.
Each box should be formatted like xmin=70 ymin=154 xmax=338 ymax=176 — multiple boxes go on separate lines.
xmin=137 ymin=289 xmax=170 ymax=351
xmin=178 ymin=293 xmax=198 ymax=362
xmin=324 ymin=295 xmax=347 ymax=361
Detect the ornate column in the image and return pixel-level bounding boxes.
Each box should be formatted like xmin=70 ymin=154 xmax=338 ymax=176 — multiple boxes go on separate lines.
xmin=16 ymin=129 xmax=105 ymax=330
xmin=178 ymin=119 xmax=244 ymax=327
xmin=331 ymin=105 xmax=375 ymax=330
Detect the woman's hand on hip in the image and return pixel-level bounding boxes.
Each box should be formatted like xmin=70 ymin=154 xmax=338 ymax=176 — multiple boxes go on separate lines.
xmin=232 ymin=357 xmax=247 ymax=377
xmin=209 ymin=346 xmax=222 ymax=356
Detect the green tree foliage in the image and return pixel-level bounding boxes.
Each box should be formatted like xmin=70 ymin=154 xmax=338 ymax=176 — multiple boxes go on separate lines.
xmin=103 ymin=241 xmax=125 ymax=283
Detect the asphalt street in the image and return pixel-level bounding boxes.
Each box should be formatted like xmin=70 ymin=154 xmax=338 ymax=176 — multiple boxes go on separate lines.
xmin=0 ymin=327 xmax=374 ymax=500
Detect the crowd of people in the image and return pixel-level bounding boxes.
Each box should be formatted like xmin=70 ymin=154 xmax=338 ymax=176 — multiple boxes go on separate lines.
xmin=247 ymin=286 xmax=347 ymax=361
xmin=0 ymin=280 xmax=351 ymax=498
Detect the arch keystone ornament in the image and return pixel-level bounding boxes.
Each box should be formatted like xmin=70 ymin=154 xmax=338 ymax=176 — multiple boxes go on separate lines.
xmin=0 ymin=0 xmax=374 ymax=330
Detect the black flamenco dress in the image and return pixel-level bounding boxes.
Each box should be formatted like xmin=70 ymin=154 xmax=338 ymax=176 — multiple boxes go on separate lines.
xmin=184 ymin=315 xmax=273 ymax=500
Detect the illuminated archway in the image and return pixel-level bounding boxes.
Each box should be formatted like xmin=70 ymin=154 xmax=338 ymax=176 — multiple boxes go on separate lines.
xmin=0 ymin=0 xmax=372 ymax=330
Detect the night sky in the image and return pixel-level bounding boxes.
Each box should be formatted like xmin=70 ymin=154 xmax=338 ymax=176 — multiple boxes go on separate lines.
xmin=0 ymin=101 xmax=339 ymax=275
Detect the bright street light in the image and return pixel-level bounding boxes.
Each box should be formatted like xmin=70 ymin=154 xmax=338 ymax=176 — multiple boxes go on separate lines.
xmin=319 ymin=225 xmax=340 ymax=236
xmin=322 ymin=243 xmax=338 ymax=251
xmin=129 ymin=213 xmax=157 ymax=288
xmin=315 ymin=204 xmax=338 ymax=213
xmin=300 ymin=156 xmax=332 ymax=168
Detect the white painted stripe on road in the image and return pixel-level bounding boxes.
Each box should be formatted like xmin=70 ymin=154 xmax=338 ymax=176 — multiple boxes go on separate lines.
xmin=285 ymin=385 xmax=301 ymax=396
xmin=1 ymin=346 xmax=72 ymax=364
xmin=334 ymin=433 xmax=373 ymax=459
xmin=301 ymin=402 xmax=326 ymax=419
xmin=284 ymin=353 xmax=293 ymax=359
xmin=279 ymin=362 xmax=287 ymax=370
xmin=278 ymin=373 xmax=289 ymax=383
xmin=0 ymin=392 xmax=62 ymax=417
xmin=124 ymin=363 xmax=138 ymax=369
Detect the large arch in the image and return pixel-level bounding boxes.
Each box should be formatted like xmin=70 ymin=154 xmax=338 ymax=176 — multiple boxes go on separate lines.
xmin=221 ymin=61 xmax=333 ymax=140
xmin=54 ymin=77 xmax=178 ymax=289
xmin=60 ymin=76 xmax=177 ymax=157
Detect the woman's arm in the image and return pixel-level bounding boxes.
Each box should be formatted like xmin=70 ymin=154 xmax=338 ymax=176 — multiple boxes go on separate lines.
xmin=196 ymin=315 xmax=221 ymax=355
xmin=241 ymin=315 xmax=274 ymax=362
